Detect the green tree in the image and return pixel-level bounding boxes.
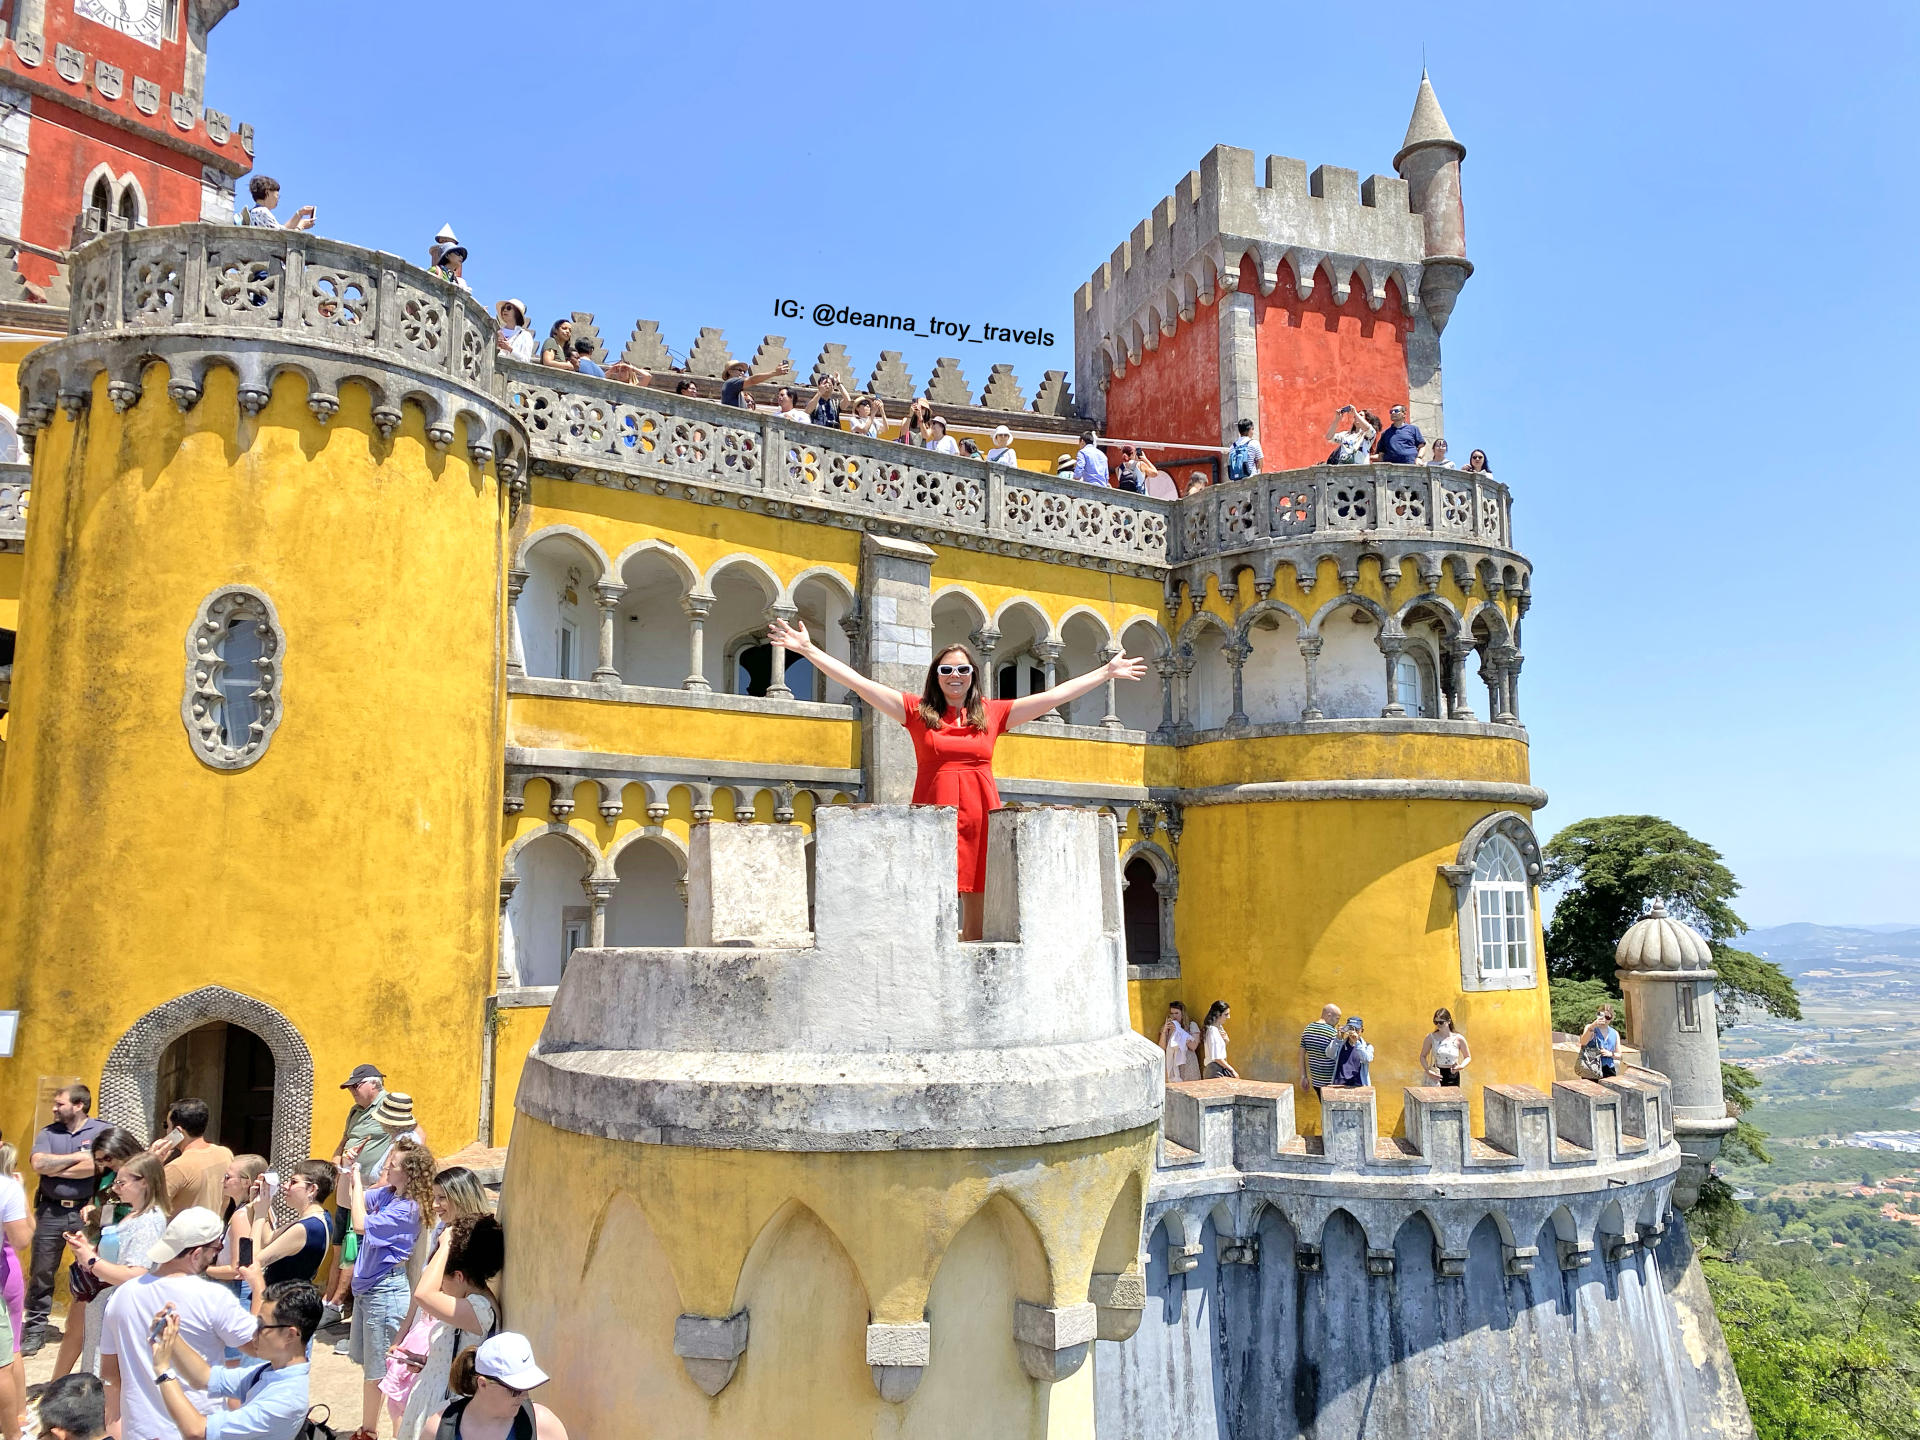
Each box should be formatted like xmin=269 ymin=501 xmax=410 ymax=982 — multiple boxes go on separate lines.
xmin=1721 ymin=1060 xmax=1773 ymax=1165
xmin=1540 ymin=814 xmax=1799 ymax=1021
xmin=1547 ymin=975 xmax=1618 ymax=1036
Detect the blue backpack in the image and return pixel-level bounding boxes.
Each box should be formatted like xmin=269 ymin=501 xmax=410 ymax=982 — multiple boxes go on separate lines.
xmin=1227 ymin=440 xmax=1256 ymax=481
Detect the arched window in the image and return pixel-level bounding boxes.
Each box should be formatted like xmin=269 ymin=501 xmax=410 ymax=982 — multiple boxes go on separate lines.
xmin=1120 ymin=844 xmax=1178 ymax=979
xmin=116 ymin=185 xmax=140 ymax=230
xmin=1394 ymin=652 xmax=1424 ymax=718
xmin=1122 ymin=857 xmax=1161 ymax=969
xmin=182 ymin=587 xmax=284 ymax=770
xmin=1472 ymin=835 xmax=1532 ymax=975
xmin=733 ymin=641 xmax=818 ymax=700
xmin=88 ymin=176 xmax=113 ymax=235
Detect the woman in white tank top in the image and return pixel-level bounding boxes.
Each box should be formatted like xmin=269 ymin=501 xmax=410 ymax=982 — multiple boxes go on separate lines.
xmin=1420 ymin=1008 xmax=1472 ymax=1088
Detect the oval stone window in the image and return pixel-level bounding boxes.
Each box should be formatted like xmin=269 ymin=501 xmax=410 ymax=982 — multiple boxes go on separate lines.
xmin=182 ymin=586 xmax=284 ymax=769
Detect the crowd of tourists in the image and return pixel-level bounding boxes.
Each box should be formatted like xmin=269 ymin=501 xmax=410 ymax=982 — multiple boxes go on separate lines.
xmin=0 ymin=1066 xmax=567 ymax=1440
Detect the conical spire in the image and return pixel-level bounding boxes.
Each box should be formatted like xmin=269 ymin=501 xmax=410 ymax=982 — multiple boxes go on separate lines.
xmin=1397 ymin=69 xmax=1463 ymax=164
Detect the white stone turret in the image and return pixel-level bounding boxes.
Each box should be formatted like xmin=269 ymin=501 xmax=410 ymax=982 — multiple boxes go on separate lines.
xmin=1616 ymin=899 xmax=1736 ymax=1207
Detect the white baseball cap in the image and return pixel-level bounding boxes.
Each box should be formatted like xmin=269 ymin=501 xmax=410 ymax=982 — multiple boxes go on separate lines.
xmin=475 ymin=1332 xmax=549 ymax=1390
xmin=148 ymin=1207 xmax=225 ymax=1264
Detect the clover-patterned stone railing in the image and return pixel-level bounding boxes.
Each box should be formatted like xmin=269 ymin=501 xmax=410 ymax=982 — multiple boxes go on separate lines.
xmin=501 ymin=358 xmax=1173 ymax=573
xmin=1169 ymin=465 xmax=1514 ymax=564
xmin=57 ymin=223 xmax=495 ymax=397
xmin=0 ymin=462 xmax=27 ymax=543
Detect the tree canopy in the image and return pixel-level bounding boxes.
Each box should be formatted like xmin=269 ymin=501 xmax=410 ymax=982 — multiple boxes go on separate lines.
xmin=1541 ymin=814 xmax=1800 ymax=1021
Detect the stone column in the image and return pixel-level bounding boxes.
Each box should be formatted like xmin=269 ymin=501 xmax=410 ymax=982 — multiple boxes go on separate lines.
xmin=764 ymin=603 xmax=797 ymax=699
xmin=1445 ymin=638 xmax=1476 ymax=721
xmin=1152 ymin=655 xmax=1177 ymax=742
xmin=1173 ymin=649 xmax=1195 ymax=741
xmin=1298 ymin=635 xmax=1324 ymax=720
xmin=586 ymin=878 xmax=616 ymax=947
xmin=837 ymin=611 xmax=865 ymax=712
xmin=1225 ymin=638 xmax=1250 ymax=729
xmin=1033 ymin=639 xmax=1064 ymax=724
xmin=1378 ymin=635 xmax=1407 ymax=718
xmin=969 ymin=626 xmax=1000 ymax=699
xmin=505 ymin=569 xmax=529 ymax=679
xmin=1217 ymin=289 xmax=1260 ymax=451
xmin=1488 ymin=645 xmax=1518 ymax=725
xmin=1504 ymin=650 xmax=1524 ymax=723
xmin=591 ymin=581 xmax=624 ymax=682
xmin=682 ymin=594 xmax=713 ymax=692
xmin=1098 ymin=644 xmax=1123 ymax=729
xmin=496 ymin=876 xmax=518 ymax=986
xmin=858 ymin=534 xmax=936 ymax=802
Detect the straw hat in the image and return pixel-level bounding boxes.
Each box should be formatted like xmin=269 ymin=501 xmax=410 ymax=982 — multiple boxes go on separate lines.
xmin=372 ymin=1091 xmax=417 ymax=1132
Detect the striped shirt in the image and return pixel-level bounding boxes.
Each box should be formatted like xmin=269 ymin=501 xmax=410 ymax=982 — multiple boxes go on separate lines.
xmin=1301 ymin=1021 xmax=1340 ymax=1086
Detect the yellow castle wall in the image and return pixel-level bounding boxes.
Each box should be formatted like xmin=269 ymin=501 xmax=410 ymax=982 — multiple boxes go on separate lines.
xmin=0 ymin=365 xmax=508 ymax=1157
xmin=502 ymin=1110 xmax=1152 ymax=1440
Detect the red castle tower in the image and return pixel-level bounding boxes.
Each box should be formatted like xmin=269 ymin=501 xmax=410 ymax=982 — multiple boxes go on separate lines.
xmin=0 ymin=0 xmax=251 ymax=287
xmin=1075 ymin=73 xmax=1469 ymax=479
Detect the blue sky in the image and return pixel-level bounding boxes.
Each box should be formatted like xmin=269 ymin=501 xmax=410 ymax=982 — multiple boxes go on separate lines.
xmin=205 ymin=1 xmax=1917 ymax=926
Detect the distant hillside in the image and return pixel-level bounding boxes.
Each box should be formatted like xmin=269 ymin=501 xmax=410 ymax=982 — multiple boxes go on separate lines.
xmin=1736 ymin=923 xmax=1920 ymax=973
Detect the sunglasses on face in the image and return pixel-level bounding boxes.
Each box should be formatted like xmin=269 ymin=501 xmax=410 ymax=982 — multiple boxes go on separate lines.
xmin=937 ymin=664 xmax=972 ymax=676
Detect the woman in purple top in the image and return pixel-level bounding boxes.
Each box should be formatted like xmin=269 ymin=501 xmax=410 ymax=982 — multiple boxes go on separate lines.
xmin=347 ymin=1134 xmax=436 ymax=1440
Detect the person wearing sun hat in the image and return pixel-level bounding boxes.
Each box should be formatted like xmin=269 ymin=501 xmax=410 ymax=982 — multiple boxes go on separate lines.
xmin=372 ymin=1092 xmax=425 ymax=1147
xmin=324 ymin=1064 xmax=392 ymax=1324
xmin=494 ymin=299 xmax=536 ymax=361
xmin=424 ymin=1332 xmax=570 ymax=1439
xmin=428 ymin=225 xmax=472 ymax=294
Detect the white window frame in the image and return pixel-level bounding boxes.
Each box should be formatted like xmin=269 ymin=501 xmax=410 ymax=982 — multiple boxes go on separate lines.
xmin=1440 ymin=811 xmax=1542 ymax=992
xmin=556 ymin=620 xmax=579 ymax=681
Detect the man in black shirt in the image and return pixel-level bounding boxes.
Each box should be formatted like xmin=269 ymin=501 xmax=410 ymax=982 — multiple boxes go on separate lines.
xmin=24 ymin=1084 xmax=107 ymax=1353
xmin=719 ymin=358 xmax=790 ymax=409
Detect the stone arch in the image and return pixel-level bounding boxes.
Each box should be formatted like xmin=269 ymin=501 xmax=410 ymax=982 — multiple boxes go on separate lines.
xmin=1176 ymin=610 xmax=1235 ymax=732
xmin=930 ymin=584 xmax=990 ymax=632
xmin=989 ymin=599 xmax=1053 ymax=701
xmin=1304 ymin=592 xmax=1392 ymax=637
xmin=603 ymin=825 xmax=688 ymax=875
xmin=1054 ymin=604 xmax=1114 ymax=649
xmin=612 ymin=537 xmax=698 ymax=594
xmin=100 ymin=987 xmax=314 ymax=1173
xmin=699 ymin=551 xmax=783 ymax=602
xmin=506 ymin=820 xmax=605 ymax=880
xmin=514 ymin=523 xmax=612 ymax=579
xmin=779 ymin=565 xmax=855 ymax=611
xmin=1120 ymin=840 xmax=1178 ymax=976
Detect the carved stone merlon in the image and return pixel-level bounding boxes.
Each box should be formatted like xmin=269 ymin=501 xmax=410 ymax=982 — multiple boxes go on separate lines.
xmin=1088 ymin=1270 xmax=1147 ymax=1341
xmin=865 ymin=1321 xmax=930 ymax=1403
xmin=684 ymin=819 xmax=811 ymax=948
xmin=1013 ymin=1300 xmax=1097 ymax=1383
xmin=673 ymin=1311 xmax=748 ymax=1396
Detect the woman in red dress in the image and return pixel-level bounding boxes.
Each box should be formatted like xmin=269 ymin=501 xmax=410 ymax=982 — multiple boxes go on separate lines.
xmin=767 ymin=617 xmax=1148 ymax=939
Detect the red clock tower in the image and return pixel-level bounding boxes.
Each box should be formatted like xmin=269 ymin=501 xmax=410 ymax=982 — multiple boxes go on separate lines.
xmin=0 ymin=0 xmax=251 ymax=289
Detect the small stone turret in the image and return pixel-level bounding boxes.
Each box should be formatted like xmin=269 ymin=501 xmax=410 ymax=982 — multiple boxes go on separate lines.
xmin=1393 ymin=70 xmax=1472 ymax=337
xmin=1616 ymin=900 xmax=1736 ymax=1207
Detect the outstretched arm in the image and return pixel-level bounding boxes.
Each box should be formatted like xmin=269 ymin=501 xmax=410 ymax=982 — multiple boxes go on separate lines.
xmin=767 ymin=617 xmax=907 ymax=724
xmin=1006 ymin=650 xmax=1148 ymax=729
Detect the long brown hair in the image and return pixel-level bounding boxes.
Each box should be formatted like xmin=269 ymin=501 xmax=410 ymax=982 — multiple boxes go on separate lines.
xmin=918 ymin=645 xmax=988 ymax=730
xmin=117 ymin=1152 xmax=172 ymax=1219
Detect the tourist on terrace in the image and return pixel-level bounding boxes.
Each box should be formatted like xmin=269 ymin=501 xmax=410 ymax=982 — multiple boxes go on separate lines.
xmin=428 ymin=229 xmax=472 ymax=294
xmin=1226 ymin=419 xmax=1263 ymax=480
xmin=765 ymin=619 xmax=1146 ymax=941
xmin=1159 ymin=1003 xmax=1200 ymax=1082
xmin=1299 ymin=1004 xmax=1342 ymax=1097
xmin=1429 ymin=437 xmax=1454 ymax=468
xmin=424 ymin=1333 xmax=569 ymax=1440
xmin=1329 ymin=1016 xmax=1373 ymax=1088
xmin=1464 ymin=448 xmax=1493 ymax=476
xmin=394 ymin=1215 xmax=503 ymax=1440
xmin=203 ymin=1155 xmax=269 ymax=1353
xmin=538 ymin=320 xmax=573 ymax=369
xmin=493 ymin=301 xmax=537 ymax=362
xmin=675 ymin=379 xmax=699 ymax=397
xmin=1200 ymin=1003 xmax=1238 ymax=1079
xmin=61 ymin=1152 xmax=169 ymax=1375
xmin=809 ymin=375 xmax=847 ymax=428
xmin=774 ymin=387 xmax=810 ymax=424
xmin=925 ymin=417 xmax=961 ymax=455
xmin=25 ymin=1084 xmax=108 ymax=1356
xmin=960 ymin=437 xmax=983 ymax=459
xmin=1324 ymin=405 xmax=1375 ymax=465
xmin=1420 ymin=1008 xmax=1472 ymax=1087
xmin=1112 ymin=444 xmax=1145 ymax=494
xmin=238 ymin=176 xmax=314 ymax=232
xmin=899 ymin=399 xmax=933 ymax=448
xmin=569 ymin=338 xmax=604 ymax=378
xmin=323 ymin=1063 xmax=392 ymax=1327
xmin=848 ymin=395 xmax=884 ymax=439
xmin=145 ymin=1280 xmax=321 ymax=1440
xmin=986 ymin=426 xmax=1018 ymax=465
xmin=720 ymin=358 xmax=790 ymax=409
xmin=36 ymin=1371 xmax=104 ymax=1440
xmin=1072 ymin=431 xmax=1109 ymax=486
xmin=345 ymin=1133 xmax=436 ymax=1440
xmin=1372 ymin=404 xmax=1425 ymax=464
xmin=1579 ymin=1008 xmax=1622 ymax=1079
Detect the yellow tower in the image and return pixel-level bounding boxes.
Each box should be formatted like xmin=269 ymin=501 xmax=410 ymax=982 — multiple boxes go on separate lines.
xmin=0 ymin=225 xmax=522 ymax=1160
xmin=502 ymin=804 xmax=1162 ymax=1439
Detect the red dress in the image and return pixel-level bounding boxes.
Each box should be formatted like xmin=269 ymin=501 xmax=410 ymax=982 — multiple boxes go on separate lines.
xmin=901 ymin=694 xmax=1015 ymax=894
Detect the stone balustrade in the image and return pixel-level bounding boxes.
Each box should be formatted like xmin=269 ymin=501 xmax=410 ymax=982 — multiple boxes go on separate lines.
xmin=0 ymin=462 xmax=27 ymax=548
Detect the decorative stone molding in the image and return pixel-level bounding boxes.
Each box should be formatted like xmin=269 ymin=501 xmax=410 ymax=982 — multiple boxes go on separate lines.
xmin=16 ymin=226 xmax=525 ymax=478
xmin=1088 ymin=1269 xmax=1148 ymax=1341
xmin=1437 ymin=808 xmax=1543 ymax=993
xmin=672 ymin=1311 xmax=748 ymax=1396
xmin=1013 ymin=1300 xmax=1097 ymax=1382
xmin=99 ymin=986 xmax=314 ymax=1176
xmin=865 ymin=1321 xmax=930 ymax=1402
xmin=181 ymin=585 xmax=284 ymax=771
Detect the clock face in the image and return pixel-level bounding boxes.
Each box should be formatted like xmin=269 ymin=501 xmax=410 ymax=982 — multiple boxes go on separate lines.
xmin=74 ymin=0 xmax=165 ymax=48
